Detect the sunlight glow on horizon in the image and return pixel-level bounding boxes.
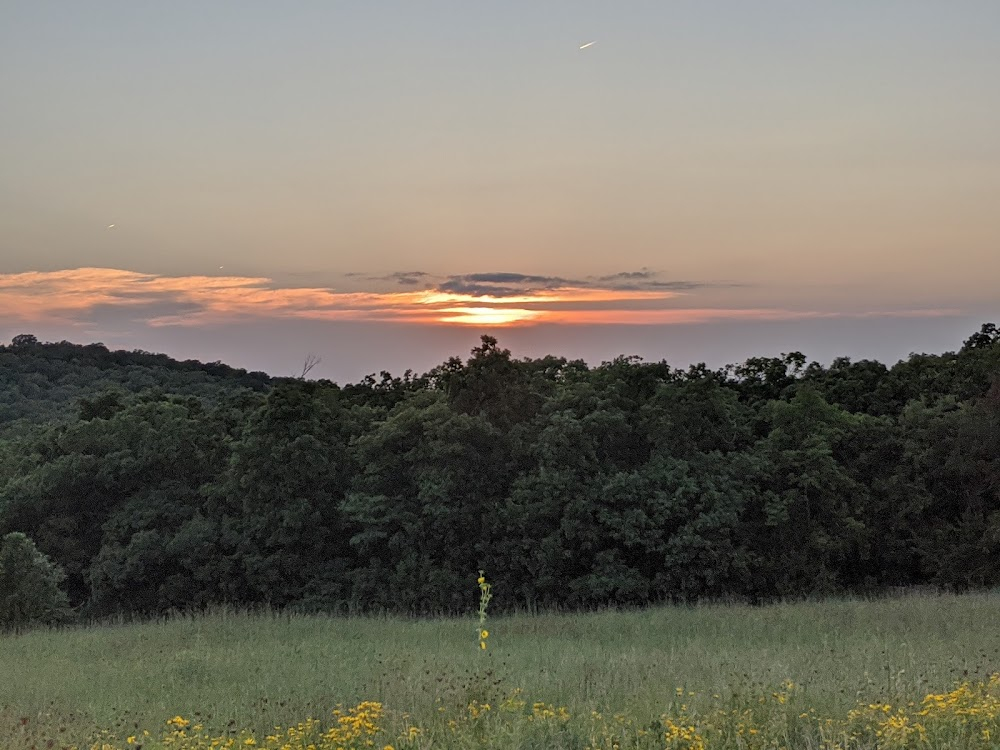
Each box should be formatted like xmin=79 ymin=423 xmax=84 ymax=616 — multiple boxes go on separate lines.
xmin=436 ymin=307 xmax=543 ymax=326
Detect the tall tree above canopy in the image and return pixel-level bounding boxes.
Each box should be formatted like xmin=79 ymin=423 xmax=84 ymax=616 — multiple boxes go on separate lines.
xmin=963 ymin=323 xmax=1000 ymax=351
xmin=442 ymin=336 xmax=543 ymax=428
xmin=727 ymin=352 xmax=806 ymax=405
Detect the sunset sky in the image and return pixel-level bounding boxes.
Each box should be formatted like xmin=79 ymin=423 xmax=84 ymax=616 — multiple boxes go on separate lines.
xmin=2 ymin=2 xmax=998 ymax=382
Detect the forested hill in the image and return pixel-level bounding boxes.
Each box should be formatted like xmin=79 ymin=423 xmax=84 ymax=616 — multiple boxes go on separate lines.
xmin=0 ymin=324 xmax=998 ymax=617
xmin=0 ymin=334 xmax=276 ymax=435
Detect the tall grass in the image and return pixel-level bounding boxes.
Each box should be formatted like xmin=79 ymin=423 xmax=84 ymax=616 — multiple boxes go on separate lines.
xmin=2 ymin=591 xmax=998 ymax=746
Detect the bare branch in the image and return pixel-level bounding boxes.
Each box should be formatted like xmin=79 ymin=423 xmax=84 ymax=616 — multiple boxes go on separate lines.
xmin=299 ymin=353 xmax=322 ymax=380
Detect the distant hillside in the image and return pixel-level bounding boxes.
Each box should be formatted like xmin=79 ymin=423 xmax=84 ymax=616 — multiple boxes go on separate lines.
xmin=0 ymin=333 xmax=277 ymax=434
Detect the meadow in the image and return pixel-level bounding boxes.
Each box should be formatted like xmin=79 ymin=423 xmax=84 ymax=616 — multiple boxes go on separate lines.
xmin=3 ymin=590 xmax=1000 ymax=749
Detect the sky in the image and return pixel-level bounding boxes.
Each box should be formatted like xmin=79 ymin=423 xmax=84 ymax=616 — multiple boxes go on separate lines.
xmin=2 ymin=1 xmax=998 ymax=382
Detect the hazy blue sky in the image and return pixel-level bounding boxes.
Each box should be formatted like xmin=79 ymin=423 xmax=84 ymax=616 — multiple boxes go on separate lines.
xmin=2 ymin=2 xmax=998 ymax=381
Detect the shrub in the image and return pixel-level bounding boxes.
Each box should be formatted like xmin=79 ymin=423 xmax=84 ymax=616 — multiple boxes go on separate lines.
xmin=0 ymin=532 xmax=72 ymax=631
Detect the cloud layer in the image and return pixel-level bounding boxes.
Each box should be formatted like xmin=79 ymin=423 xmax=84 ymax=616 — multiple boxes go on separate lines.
xmin=0 ymin=268 xmax=961 ymax=330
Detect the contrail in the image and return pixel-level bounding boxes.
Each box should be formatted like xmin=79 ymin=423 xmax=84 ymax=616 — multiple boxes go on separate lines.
xmin=579 ymin=41 xmax=596 ymax=49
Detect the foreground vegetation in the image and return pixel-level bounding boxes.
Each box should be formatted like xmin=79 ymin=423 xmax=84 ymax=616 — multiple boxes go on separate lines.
xmin=3 ymin=592 xmax=1000 ymax=748
xmin=1 ymin=326 xmax=999 ymax=618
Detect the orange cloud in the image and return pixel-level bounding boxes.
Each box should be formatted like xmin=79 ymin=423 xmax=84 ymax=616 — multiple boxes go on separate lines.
xmin=534 ymin=308 xmax=964 ymax=325
xmin=0 ymin=268 xmax=962 ymax=329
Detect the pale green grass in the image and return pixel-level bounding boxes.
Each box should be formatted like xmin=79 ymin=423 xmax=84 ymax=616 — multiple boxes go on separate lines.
xmin=2 ymin=591 xmax=998 ymax=745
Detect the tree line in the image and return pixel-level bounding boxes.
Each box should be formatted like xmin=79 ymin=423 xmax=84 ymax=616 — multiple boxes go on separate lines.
xmin=0 ymin=325 xmax=998 ymax=619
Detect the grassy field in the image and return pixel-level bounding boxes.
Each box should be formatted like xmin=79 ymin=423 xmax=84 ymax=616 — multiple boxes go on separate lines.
xmin=3 ymin=591 xmax=1000 ymax=749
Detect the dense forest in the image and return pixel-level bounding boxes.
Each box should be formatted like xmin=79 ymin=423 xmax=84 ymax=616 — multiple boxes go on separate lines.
xmin=1 ymin=325 xmax=998 ymax=616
